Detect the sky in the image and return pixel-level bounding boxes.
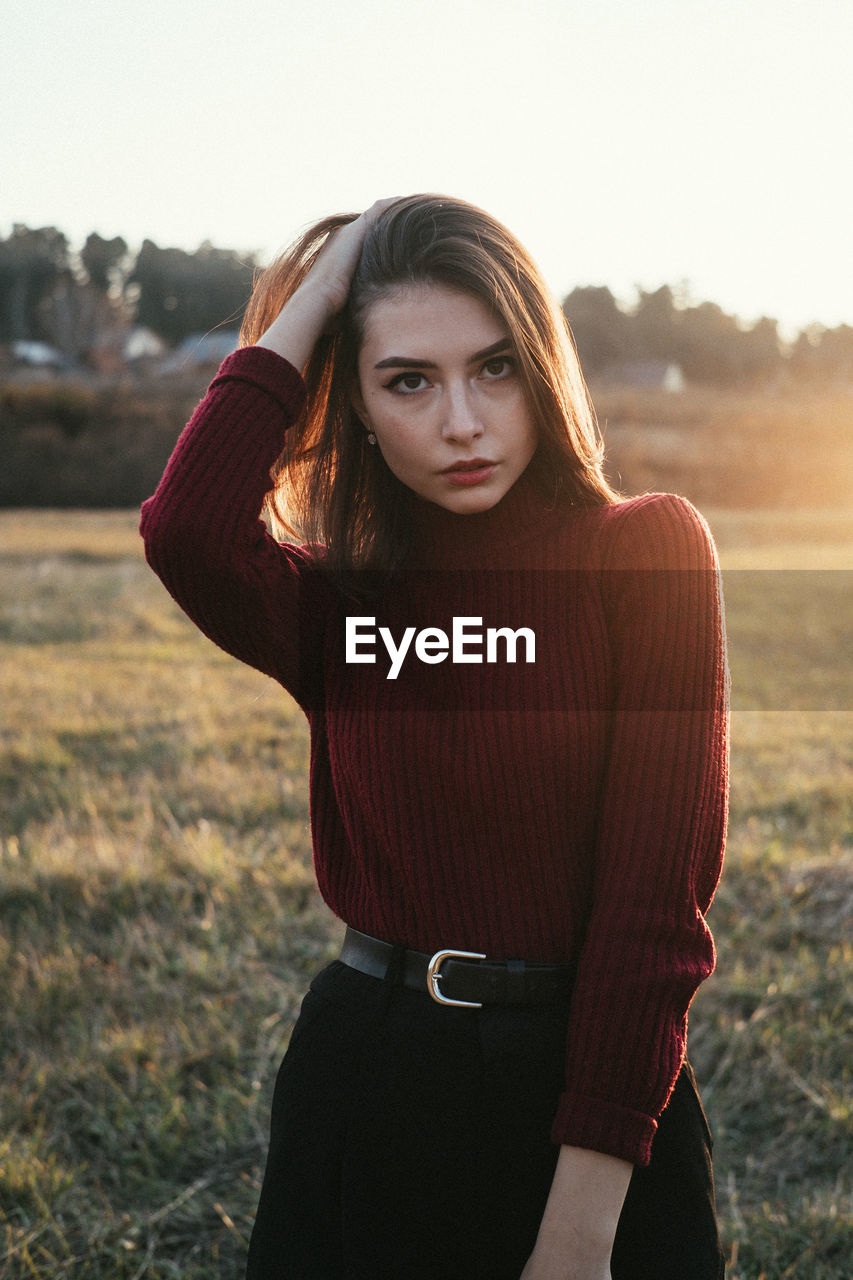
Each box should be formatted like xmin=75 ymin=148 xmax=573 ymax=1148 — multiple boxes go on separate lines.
xmin=3 ymin=0 xmax=852 ymax=336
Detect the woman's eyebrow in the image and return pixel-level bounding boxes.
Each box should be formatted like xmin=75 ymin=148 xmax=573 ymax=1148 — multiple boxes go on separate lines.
xmin=373 ymin=337 xmax=512 ymax=371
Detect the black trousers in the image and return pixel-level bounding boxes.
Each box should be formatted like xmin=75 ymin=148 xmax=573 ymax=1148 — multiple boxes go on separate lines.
xmin=246 ymin=960 xmax=724 ymax=1280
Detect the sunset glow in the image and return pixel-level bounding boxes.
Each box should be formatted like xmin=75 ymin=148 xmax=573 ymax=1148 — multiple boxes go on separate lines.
xmin=3 ymin=0 xmax=852 ymax=334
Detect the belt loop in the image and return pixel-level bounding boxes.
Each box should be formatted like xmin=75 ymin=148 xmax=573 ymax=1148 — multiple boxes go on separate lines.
xmin=380 ymin=942 xmax=407 ymax=1013
xmin=505 ymin=959 xmax=526 ymax=1005
xmin=385 ymin=943 xmax=407 ymax=987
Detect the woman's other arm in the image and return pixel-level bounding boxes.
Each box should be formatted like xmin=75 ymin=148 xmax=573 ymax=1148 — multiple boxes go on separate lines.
xmin=551 ymin=493 xmax=729 ymax=1164
xmin=522 ymin=494 xmax=728 ymax=1278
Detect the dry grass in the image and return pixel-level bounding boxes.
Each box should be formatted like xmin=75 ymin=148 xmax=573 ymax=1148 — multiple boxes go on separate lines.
xmin=0 ymin=504 xmax=851 ymax=1278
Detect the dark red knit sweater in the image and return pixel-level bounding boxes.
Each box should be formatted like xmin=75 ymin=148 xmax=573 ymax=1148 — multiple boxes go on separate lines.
xmin=140 ymin=345 xmax=729 ymax=1167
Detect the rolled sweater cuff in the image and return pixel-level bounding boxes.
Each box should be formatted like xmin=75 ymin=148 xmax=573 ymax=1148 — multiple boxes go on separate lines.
xmin=551 ymin=1092 xmax=657 ymax=1167
xmin=212 ymin=345 xmax=307 ymax=418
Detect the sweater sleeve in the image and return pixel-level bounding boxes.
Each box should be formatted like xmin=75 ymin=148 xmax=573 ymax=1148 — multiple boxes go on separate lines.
xmin=139 ymin=345 xmax=327 ymax=710
xmin=550 ymin=493 xmax=730 ymax=1165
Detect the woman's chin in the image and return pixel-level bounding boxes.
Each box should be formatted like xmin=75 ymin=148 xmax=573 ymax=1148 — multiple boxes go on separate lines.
xmin=415 ymin=472 xmax=516 ymax=515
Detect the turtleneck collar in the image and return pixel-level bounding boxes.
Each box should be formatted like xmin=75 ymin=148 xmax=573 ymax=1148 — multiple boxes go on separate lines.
xmin=407 ymin=463 xmax=569 ymax=570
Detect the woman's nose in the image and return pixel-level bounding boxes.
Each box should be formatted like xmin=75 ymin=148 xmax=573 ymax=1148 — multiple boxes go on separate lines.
xmin=441 ymin=384 xmax=484 ymax=443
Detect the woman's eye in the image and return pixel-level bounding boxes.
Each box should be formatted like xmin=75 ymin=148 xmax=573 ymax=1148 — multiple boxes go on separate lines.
xmin=482 ymin=356 xmax=513 ymax=379
xmin=386 ymin=372 xmax=428 ymax=394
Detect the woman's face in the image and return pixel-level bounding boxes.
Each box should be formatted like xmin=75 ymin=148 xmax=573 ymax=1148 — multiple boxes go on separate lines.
xmin=353 ymin=284 xmax=538 ymax=513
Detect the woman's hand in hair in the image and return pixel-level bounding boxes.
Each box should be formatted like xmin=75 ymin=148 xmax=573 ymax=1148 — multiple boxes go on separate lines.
xmin=255 ymin=198 xmax=396 ymax=370
xmin=304 ymin=197 xmax=397 ymax=318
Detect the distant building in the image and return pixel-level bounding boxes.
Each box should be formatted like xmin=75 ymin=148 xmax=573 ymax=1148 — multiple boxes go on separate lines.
xmin=11 ymin=340 xmax=73 ymax=371
xmin=124 ymin=327 xmax=167 ymax=362
xmin=605 ymin=360 xmax=686 ymax=393
xmin=159 ymin=330 xmax=241 ymax=373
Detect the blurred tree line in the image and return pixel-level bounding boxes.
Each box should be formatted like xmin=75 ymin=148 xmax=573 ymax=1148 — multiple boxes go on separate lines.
xmin=0 ymin=225 xmax=257 ymax=361
xmin=1 ymin=223 xmax=852 ymax=385
xmin=563 ymin=283 xmax=853 ymax=386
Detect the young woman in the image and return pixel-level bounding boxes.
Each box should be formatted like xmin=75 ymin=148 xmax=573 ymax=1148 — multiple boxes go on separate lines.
xmin=141 ymin=196 xmax=729 ymax=1280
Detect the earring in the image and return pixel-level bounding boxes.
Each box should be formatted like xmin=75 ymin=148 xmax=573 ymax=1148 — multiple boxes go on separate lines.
xmin=367 ymin=432 xmax=377 ymax=446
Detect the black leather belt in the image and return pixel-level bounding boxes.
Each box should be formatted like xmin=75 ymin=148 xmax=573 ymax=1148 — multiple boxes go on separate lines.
xmin=339 ymin=926 xmax=576 ymax=1009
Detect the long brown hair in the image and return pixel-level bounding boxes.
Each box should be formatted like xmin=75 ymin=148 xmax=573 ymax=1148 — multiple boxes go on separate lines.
xmin=240 ymin=195 xmax=618 ymax=588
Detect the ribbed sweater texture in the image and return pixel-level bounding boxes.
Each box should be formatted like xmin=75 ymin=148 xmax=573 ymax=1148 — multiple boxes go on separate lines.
xmin=140 ymin=345 xmax=729 ymax=1167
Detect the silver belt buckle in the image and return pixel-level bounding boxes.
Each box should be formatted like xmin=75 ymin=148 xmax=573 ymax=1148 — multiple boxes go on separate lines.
xmin=426 ymin=948 xmax=487 ymax=1008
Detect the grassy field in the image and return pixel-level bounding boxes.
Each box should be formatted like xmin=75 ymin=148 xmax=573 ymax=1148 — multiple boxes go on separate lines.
xmin=1 ymin=505 xmax=851 ymax=1279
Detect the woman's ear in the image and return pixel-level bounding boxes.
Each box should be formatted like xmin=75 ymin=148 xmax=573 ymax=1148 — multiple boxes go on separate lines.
xmin=350 ymin=382 xmax=378 ymax=446
xmin=350 ymin=381 xmax=370 ymax=430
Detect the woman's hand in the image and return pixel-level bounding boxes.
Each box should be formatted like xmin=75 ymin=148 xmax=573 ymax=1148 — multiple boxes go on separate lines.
xmin=518 ymin=1144 xmax=631 ymax=1280
xmin=520 ymin=1243 xmax=611 ymax=1280
xmin=300 ymin=196 xmax=397 ymax=318
xmin=255 ymin=198 xmax=397 ymax=369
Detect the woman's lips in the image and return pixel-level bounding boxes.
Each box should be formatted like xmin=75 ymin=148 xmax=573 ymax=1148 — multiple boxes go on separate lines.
xmin=441 ymin=460 xmax=497 ymax=487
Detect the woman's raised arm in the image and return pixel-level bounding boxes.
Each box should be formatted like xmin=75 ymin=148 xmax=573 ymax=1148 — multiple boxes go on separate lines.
xmin=140 ymin=201 xmax=396 ymax=706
